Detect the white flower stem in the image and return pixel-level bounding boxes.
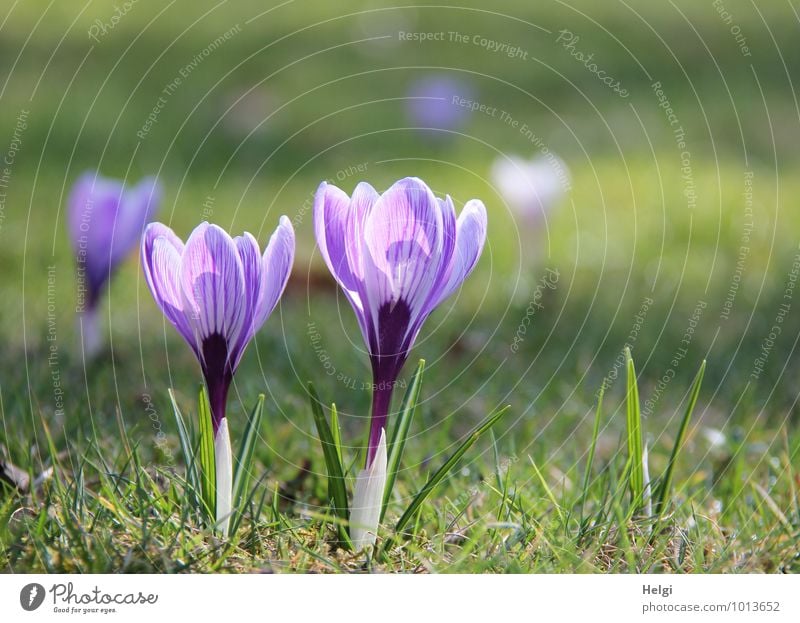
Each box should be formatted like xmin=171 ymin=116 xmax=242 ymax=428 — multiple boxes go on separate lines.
xmin=350 ymin=428 xmax=387 ymax=552
xmin=215 ymin=418 xmax=233 ymax=537
xmin=78 ymin=306 xmax=102 ymax=359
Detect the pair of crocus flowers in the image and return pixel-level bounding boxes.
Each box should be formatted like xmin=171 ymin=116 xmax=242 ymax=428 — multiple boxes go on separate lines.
xmin=140 ymin=176 xmax=487 ymax=546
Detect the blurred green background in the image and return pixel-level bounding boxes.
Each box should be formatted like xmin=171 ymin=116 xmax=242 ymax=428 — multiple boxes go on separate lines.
xmin=1 ymin=0 xmax=799 ymax=465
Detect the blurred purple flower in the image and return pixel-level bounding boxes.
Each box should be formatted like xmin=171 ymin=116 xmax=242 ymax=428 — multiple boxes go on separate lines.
xmin=314 ymin=177 xmax=487 ymax=467
xmin=141 ymin=219 xmax=294 ymax=431
xmin=68 ymin=172 xmax=162 ymax=355
xmin=406 ymin=75 xmax=471 ymax=134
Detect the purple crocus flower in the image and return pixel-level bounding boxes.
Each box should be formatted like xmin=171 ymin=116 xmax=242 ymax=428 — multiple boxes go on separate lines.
xmin=68 ymin=172 xmax=162 ymax=356
xmin=141 ymin=218 xmax=294 ymax=533
xmin=314 ymin=176 xmax=487 ymax=548
xmin=406 ymin=75 xmax=472 ymax=136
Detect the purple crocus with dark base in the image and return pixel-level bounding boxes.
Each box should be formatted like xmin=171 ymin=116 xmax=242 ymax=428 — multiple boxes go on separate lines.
xmin=68 ymin=172 xmax=162 ymax=357
xmin=314 ymin=176 xmax=487 ymax=549
xmin=141 ymin=219 xmax=294 ymax=534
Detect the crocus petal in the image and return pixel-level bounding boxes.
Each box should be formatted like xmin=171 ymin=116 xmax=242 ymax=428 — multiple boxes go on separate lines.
xmin=141 ymin=223 xmax=194 ymax=349
xmin=214 ymin=417 xmax=233 ymax=537
xmin=67 ymin=172 xmax=100 ymax=250
xmin=435 ymin=199 xmax=487 ymax=306
xmin=180 ymin=223 xmax=246 ymax=358
xmin=68 ymin=173 xmax=123 ymax=254
xmin=343 ymin=181 xmax=380 ymax=285
xmin=343 ymin=182 xmax=380 ymax=342
xmin=111 ymin=176 xmax=162 ymax=266
xmin=234 ymin=232 xmax=262 ymax=315
xmin=350 ymin=428 xmax=387 ymax=551
xmin=361 ymin=177 xmax=445 ymax=336
xmin=256 ymin=216 xmax=295 ymax=327
xmin=314 ymin=182 xmax=359 ymax=293
xmin=70 ymin=175 xmax=125 ymax=301
xmin=437 ymin=195 xmax=457 ymax=278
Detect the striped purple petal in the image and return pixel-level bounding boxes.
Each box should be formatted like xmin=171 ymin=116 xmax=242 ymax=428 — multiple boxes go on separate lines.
xmin=435 ymin=198 xmax=487 ymax=306
xmin=141 ymin=218 xmax=294 ymax=430
xmin=141 ymin=223 xmax=193 ymax=351
xmin=256 ymin=215 xmax=295 ymax=328
xmin=360 ymin=178 xmax=448 ymax=350
xmin=180 ymin=223 xmax=247 ymax=357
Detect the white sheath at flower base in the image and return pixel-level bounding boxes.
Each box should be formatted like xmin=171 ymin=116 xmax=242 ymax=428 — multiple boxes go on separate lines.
xmin=350 ymin=428 xmax=387 ymax=551
xmin=78 ymin=308 xmax=102 ymax=360
xmin=215 ymin=417 xmax=233 ymax=537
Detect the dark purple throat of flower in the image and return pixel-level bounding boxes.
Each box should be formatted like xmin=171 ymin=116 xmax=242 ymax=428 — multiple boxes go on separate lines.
xmin=366 ymin=298 xmax=413 ymax=466
xmin=201 ymin=333 xmax=234 ymax=434
xmin=82 ymin=259 xmax=114 ymax=312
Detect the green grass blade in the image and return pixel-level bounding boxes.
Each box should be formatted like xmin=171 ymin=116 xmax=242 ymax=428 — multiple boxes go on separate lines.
xmin=580 ymin=386 xmax=604 ymax=521
xmin=654 ymin=360 xmax=705 ymax=516
xmin=38 ymin=408 xmax=64 ymax=491
xmin=529 ymin=456 xmax=565 ymax=523
xmin=625 ymin=349 xmax=644 ymax=507
xmin=307 ymin=382 xmax=349 ymax=528
xmin=330 ymin=402 xmax=343 ymax=469
xmin=169 ymin=389 xmax=199 ymax=494
xmin=197 ymin=386 xmax=216 ymax=525
xmin=230 ymin=394 xmax=265 ymax=538
xmin=382 ymin=359 xmax=426 ymax=520
xmin=390 ymin=404 xmax=510 ymax=542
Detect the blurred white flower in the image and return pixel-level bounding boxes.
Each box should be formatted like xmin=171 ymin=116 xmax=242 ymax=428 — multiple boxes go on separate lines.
xmin=491 ymin=154 xmax=569 ymax=226
xmin=703 ymin=427 xmax=727 ymax=449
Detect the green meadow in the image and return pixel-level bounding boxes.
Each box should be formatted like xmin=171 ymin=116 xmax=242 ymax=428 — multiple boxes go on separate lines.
xmin=0 ymin=0 xmax=798 ymax=572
